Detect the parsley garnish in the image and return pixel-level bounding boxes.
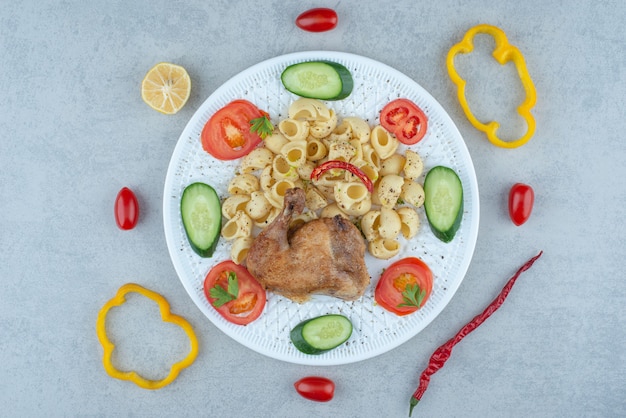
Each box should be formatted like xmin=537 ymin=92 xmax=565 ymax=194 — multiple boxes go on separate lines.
xmin=250 ymin=114 xmax=274 ymax=139
xmin=209 ymin=271 xmax=239 ymax=307
xmin=398 ymin=283 xmax=426 ymax=308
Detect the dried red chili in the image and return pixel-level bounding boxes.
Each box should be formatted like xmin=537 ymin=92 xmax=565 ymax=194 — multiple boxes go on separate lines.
xmin=408 ymin=251 xmax=544 ymax=416
xmin=310 ymin=160 xmax=374 ymax=192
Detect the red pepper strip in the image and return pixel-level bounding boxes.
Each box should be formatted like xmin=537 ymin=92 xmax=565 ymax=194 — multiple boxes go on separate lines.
xmin=408 ymin=251 xmax=543 ymax=416
xmin=310 ymin=160 xmax=374 ymax=192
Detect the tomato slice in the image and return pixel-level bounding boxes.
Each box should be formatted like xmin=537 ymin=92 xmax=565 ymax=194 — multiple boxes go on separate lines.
xmin=374 ymin=257 xmax=433 ymax=316
xmin=203 ymin=260 xmax=267 ymax=325
xmin=380 ymin=99 xmax=428 ymax=145
xmin=508 ymin=183 xmax=534 ymax=226
xmin=201 ymin=100 xmax=266 ymax=160
xmin=294 ymin=376 xmax=335 ymax=402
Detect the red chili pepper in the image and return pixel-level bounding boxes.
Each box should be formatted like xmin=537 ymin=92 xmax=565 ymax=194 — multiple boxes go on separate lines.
xmin=310 ymin=160 xmax=374 ymax=192
xmin=408 ymin=251 xmax=544 ymax=416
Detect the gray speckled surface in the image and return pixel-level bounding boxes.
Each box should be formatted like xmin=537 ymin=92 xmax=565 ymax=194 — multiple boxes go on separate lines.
xmin=1 ymin=1 xmax=625 ymax=417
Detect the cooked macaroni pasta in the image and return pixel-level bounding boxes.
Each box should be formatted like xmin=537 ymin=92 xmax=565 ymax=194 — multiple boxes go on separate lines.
xmin=219 ymin=98 xmax=427 ymax=262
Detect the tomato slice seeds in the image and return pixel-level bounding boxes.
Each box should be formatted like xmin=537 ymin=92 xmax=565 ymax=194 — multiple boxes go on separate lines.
xmin=380 ymin=99 xmax=428 ymax=145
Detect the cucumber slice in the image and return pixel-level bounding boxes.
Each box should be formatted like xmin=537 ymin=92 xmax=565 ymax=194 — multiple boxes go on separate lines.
xmin=180 ymin=182 xmax=222 ymax=257
xmin=290 ymin=314 xmax=353 ymax=355
xmin=423 ymin=166 xmax=463 ymax=243
xmin=281 ymin=61 xmax=353 ymax=100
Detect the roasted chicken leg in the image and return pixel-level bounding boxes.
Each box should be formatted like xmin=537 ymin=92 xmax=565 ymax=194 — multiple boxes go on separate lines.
xmin=246 ymin=188 xmax=370 ymax=303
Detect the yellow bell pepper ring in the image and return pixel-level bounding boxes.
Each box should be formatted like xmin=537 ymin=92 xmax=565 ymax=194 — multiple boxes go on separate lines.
xmin=446 ymin=24 xmax=537 ymax=149
xmin=96 ymin=283 xmax=199 ymax=390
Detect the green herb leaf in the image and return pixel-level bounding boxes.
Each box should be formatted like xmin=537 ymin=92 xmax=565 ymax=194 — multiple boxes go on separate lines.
xmin=209 ymin=271 xmax=239 ymax=308
xmin=250 ymin=114 xmax=274 ymax=139
xmin=226 ymin=271 xmax=238 ymax=299
xmin=398 ymin=283 xmax=426 ymax=308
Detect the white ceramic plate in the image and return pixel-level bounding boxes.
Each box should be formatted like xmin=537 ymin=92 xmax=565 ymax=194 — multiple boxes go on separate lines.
xmin=163 ymin=51 xmax=479 ymax=365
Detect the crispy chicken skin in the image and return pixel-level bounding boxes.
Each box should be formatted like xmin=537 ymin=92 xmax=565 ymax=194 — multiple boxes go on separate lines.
xmin=246 ymin=188 xmax=370 ymax=303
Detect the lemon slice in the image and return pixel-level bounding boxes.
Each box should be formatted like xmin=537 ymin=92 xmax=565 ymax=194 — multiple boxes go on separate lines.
xmin=141 ymin=62 xmax=191 ymax=114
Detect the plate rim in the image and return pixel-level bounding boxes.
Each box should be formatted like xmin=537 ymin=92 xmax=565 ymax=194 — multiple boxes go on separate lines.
xmin=163 ymin=50 xmax=480 ymax=365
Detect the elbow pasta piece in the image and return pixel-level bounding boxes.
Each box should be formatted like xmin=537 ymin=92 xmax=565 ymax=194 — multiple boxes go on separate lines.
xmin=360 ymin=209 xmax=381 ymax=241
xmin=278 ymin=118 xmax=309 ymax=141
xmin=288 ymin=98 xmax=332 ymax=121
xmin=341 ymin=197 xmax=372 ymax=217
xmin=264 ymin=131 xmax=289 ymax=154
xmin=314 ymin=167 xmax=348 ymax=188
xmin=305 ymin=187 xmax=328 ymax=211
xmin=369 ymin=238 xmax=401 ymax=260
xmin=297 ymin=161 xmax=315 ymax=180
xmin=380 ymin=153 xmax=406 ymax=176
xmin=315 ymin=184 xmax=336 ymax=202
xmin=320 ymin=203 xmax=349 ymax=219
xmin=245 ymin=191 xmax=272 ymax=220
xmin=349 ymin=139 xmax=364 ymax=163
xmin=266 ymin=179 xmax=298 ymax=208
xmin=403 ymin=149 xmax=424 ymax=180
xmin=370 ymin=125 xmax=399 ymax=159
xmin=239 ymin=148 xmax=274 ymax=173
xmin=230 ymin=237 xmax=254 ymax=264
xmin=309 ymin=109 xmax=338 ymax=138
xmin=254 ymin=206 xmax=280 ymax=228
xmin=353 ymin=160 xmax=379 ymax=183
xmin=280 ymin=140 xmax=307 ymax=167
xmin=260 ymin=165 xmax=276 ymax=192
xmin=401 ymin=179 xmax=425 ymax=208
xmin=343 ymin=117 xmax=371 ymax=143
xmin=334 ymin=182 xmax=369 ymax=207
xmin=272 ymin=154 xmax=299 ymax=181
xmin=378 ymin=206 xmax=401 ymax=239
xmin=397 ymin=206 xmax=420 ymax=239
xmin=371 ymin=180 xmax=382 ymax=206
xmin=228 ymin=173 xmax=260 ymax=195
xmin=377 ymin=174 xmax=405 ymax=208
xmin=328 ymin=140 xmax=356 ymax=162
xmin=305 ymin=139 xmax=327 ymax=161
xmin=221 ymin=211 xmax=253 ymax=241
xmin=222 ymin=194 xmax=251 ymax=219
xmin=361 ymin=144 xmax=381 ymax=169
xmin=329 ymin=119 xmax=352 ymax=142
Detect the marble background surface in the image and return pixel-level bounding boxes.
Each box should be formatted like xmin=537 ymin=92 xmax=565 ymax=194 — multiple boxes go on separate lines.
xmin=1 ymin=1 xmax=624 ymax=417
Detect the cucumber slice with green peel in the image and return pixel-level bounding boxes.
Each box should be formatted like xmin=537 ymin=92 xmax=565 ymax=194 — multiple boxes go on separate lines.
xmin=281 ymin=61 xmax=353 ymax=100
xmin=180 ymin=182 xmax=222 ymax=257
xmin=423 ymin=166 xmax=463 ymax=243
xmin=290 ymin=314 xmax=353 ymax=355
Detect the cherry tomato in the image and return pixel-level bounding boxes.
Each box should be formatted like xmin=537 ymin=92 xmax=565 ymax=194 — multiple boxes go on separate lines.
xmin=114 ymin=187 xmax=139 ymax=230
xmin=294 ymin=376 xmax=335 ymax=402
xmin=203 ymin=260 xmax=266 ymax=325
xmin=201 ymin=100 xmax=266 ymax=160
xmin=295 ymin=8 xmax=338 ymax=32
xmin=508 ymin=183 xmax=534 ymax=226
xmin=375 ymin=257 xmax=433 ymax=316
xmin=380 ymin=98 xmax=428 ymax=145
